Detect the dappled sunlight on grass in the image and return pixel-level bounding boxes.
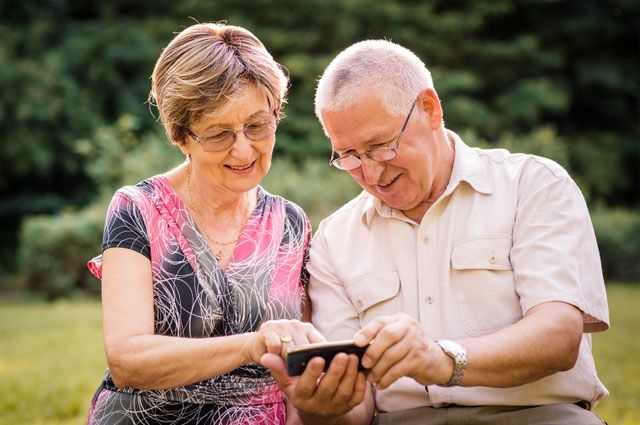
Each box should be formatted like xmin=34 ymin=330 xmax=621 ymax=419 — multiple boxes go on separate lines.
xmin=0 ymin=358 xmax=29 ymax=374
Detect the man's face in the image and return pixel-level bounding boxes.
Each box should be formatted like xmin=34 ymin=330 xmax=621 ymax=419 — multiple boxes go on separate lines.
xmin=322 ymin=95 xmax=443 ymax=221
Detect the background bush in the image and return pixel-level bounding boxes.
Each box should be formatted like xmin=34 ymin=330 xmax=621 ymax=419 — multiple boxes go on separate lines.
xmin=592 ymin=209 xmax=640 ymax=282
xmin=18 ymin=165 xmax=637 ymax=299
xmin=1 ymin=0 xmax=638 ymax=296
xmin=18 ymin=204 xmax=105 ymax=299
xmin=16 ymin=156 xmax=363 ymax=298
xmin=262 ymin=159 xmax=362 ymax=227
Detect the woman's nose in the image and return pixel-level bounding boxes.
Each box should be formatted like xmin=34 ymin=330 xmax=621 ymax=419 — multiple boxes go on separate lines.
xmin=228 ymin=133 xmax=255 ymax=159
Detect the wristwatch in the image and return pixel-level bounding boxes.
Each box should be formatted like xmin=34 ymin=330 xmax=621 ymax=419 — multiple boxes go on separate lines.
xmin=436 ymin=339 xmax=467 ymax=387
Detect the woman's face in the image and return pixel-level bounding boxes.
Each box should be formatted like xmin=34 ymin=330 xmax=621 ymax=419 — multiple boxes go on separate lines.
xmin=185 ymin=86 xmax=277 ymax=195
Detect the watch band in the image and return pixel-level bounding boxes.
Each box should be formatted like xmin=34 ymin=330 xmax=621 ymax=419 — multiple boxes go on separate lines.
xmin=436 ymin=339 xmax=467 ymax=387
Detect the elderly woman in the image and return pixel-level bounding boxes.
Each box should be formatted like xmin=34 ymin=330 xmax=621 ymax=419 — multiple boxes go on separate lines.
xmin=86 ymin=23 xmax=321 ymax=424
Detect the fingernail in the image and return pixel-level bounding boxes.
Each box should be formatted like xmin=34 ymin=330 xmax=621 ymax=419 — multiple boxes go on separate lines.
xmin=362 ymin=356 xmax=372 ymax=369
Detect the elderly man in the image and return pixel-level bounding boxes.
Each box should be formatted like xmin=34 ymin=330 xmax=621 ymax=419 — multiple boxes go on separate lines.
xmin=262 ymin=40 xmax=609 ymax=425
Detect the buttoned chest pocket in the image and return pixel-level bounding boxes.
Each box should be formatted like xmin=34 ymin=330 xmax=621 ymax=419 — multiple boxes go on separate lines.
xmin=344 ymin=271 xmax=401 ymax=327
xmin=451 ymin=236 xmax=522 ymax=336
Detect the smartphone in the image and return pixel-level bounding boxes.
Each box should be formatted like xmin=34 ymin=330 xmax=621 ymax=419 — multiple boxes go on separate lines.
xmin=285 ymin=339 xmax=369 ymax=376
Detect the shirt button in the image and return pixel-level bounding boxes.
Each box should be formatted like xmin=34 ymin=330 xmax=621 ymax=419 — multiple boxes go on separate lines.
xmin=356 ymin=299 xmax=364 ymax=308
xmin=422 ymin=234 xmax=430 ymax=244
xmin=425 ymin=296 xmax=434 ymax=304
xmin=488 ymin=255 xmax=497 ymax=264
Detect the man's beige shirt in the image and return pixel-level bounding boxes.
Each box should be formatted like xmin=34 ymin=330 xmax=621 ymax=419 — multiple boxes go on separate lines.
xmin=308 ymin=131 xmax=609 ymax=412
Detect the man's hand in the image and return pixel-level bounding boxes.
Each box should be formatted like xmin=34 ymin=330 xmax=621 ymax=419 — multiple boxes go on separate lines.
xmin=353 ymin=313 xmax=453 ymax=389
xmin=354 ymin=303 xmax=584 ymax=390
xmin=261 ymin=351 xmax=367 ymax=423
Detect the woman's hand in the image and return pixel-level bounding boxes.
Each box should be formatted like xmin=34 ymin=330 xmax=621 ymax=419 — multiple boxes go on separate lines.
xmin=244 ymin=320 xmax=326 ymax=364
xmin=261 ymin=352 xmax=372 ymax=425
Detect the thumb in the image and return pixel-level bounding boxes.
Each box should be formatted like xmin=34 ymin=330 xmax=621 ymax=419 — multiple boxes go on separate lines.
xmin=261 ymin=353 xmax=294 ymax=392
xmin=353 ymin=314 xmax=398 ymax=345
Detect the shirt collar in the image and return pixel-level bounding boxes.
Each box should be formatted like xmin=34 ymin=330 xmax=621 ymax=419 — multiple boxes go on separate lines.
xmin=361 ymin=130 xmax=492 ymax=227
xmin=444 ymin=130 xmax=492 ymax=197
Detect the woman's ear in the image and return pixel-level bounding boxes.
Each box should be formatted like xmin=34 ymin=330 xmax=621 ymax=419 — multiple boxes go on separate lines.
xmin=417 ymin=87 xmax=443 ymax=130
xmin=173 ymin=136 xmax=191 ymax=157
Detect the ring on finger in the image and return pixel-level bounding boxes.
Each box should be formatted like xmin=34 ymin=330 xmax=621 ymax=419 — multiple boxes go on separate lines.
xmin=280 ymin=335 xmax=293 ymax=343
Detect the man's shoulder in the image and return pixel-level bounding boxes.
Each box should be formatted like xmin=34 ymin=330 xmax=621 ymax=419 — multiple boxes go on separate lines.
xmin=473 ymin=146 xmax=571 ymax=182
xmin=317 ymin=190 xmax=370 ymax=230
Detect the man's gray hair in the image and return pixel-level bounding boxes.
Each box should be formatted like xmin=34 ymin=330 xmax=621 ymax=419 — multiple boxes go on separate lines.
xmin=315 ymin=39 xmax=433 ymax=133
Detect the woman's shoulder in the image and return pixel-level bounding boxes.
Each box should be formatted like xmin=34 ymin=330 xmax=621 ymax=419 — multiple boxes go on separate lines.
xmin=104 ymin=175 xmax=175 ymax=218
xmin=111 ymin=174 xmax=170 ymax=198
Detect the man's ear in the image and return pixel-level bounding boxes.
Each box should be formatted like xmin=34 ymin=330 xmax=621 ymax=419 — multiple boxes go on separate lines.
xmin=417 ymin=88 xmax=443 ymax=130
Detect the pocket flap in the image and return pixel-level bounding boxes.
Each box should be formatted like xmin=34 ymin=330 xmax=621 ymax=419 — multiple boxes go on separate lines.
xmin=451 ymin=236 xmax=512 ymax=270
xmin=345 ymin=271 xmax=400 ymax=314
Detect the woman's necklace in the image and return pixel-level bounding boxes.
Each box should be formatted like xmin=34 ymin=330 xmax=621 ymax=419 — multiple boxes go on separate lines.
xmin=186 ymin=161 xmax=248 ymax=262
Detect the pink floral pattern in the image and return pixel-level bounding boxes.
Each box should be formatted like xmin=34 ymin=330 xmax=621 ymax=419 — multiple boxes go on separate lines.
xmin=87 ymin=175 xmax=310 ymax=424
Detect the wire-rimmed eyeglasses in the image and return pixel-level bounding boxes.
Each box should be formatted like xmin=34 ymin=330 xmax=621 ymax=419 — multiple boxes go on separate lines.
xmin=186 ymin=112 xmax=277 ymax=152
xmin=329 ymin=98 xmax=418 ymax=171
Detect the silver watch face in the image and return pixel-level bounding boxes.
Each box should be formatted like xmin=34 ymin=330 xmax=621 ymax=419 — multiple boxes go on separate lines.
xmin=439 ymin=339 xmax=464 ymax=356
xmin=437 ymin=339 xmax=467 ymax=387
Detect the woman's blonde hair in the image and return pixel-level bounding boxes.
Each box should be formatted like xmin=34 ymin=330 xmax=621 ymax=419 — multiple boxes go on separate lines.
xmin=149 ymin=22 xmax=289 ymax=144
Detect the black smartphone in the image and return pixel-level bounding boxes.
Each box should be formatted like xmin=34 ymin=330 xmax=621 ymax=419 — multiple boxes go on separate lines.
xmin=285 ymin=339 xmax=369 ymax=376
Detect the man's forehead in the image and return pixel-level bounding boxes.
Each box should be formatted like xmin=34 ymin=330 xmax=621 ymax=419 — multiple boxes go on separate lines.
xmin=322 ymin=103 xmax=399 ymax=151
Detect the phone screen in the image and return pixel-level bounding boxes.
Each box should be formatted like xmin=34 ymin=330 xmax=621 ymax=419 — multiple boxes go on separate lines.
xmin=285 ymin=340 xmax=369 ymax=376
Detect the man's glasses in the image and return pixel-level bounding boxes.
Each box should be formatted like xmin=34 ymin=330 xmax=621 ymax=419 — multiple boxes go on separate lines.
xmin=329 ymin=98 xmax=418 ymax=171
xmin=186 ymin=113 xmax=277 ymax=152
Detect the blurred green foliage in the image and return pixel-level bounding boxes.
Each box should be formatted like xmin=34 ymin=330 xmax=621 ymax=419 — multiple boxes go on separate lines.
xmin=262 ymin=159 xmax=362 ymax=228
xmin=591 ymin=209 xmax=640 ymax=282
xmin=18 ymin=204 xmax=105 ymax=299
xmin=1 ymin=0 xmax=638 ymax=295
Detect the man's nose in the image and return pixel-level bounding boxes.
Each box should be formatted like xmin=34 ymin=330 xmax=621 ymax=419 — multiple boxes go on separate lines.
xmin=360 ymin=156 xmax=384 ymax=185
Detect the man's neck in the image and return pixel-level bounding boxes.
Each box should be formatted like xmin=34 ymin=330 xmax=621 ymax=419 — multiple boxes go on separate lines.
xmin=403 ymin=130 xmax=456 ymax=223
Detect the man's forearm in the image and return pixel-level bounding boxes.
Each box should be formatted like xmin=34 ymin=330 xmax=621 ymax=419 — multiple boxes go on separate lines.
xmin=458 ymin=301 xmax=583 ymax=387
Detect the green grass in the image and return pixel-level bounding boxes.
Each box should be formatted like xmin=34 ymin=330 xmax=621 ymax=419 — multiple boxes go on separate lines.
xmin=0 ymin=284 xmax=638 ymax=424
xmin=0 ymin=299 xmax=105 ymax=425
xmin=592 ymin=284 xmax=640 ymax=425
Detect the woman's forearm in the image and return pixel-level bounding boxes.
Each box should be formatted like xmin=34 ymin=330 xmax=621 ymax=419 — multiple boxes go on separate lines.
xmin=106 ymin=333 xmax=253 ymax=389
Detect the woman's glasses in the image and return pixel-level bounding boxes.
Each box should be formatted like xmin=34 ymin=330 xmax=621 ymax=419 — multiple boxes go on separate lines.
xmin=186 ymin=113 xmax=277 ymax=152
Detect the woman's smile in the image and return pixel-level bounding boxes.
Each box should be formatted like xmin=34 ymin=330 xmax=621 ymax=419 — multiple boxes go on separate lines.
xmin=226 ymin=161 xmax=256 ymax=174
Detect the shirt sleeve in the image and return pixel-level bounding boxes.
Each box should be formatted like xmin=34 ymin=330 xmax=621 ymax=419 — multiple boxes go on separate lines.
xmin=511 ymin=159 xmax=609 ymax=332
xmin=101 ymin=191 xmax=151 ymax=258
xmin=87 ymin=191 xmax=151 ymax=280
